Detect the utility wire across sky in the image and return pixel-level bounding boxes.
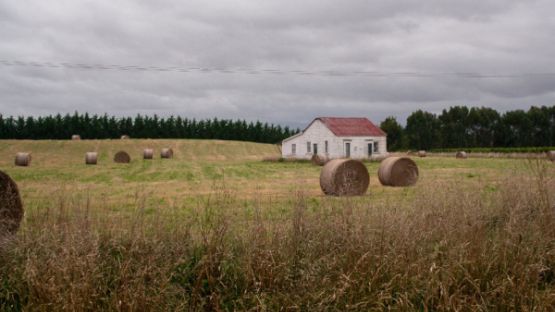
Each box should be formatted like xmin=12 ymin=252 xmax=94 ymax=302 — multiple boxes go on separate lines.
xmin=1 ymin=59 xmax=555 ymax=79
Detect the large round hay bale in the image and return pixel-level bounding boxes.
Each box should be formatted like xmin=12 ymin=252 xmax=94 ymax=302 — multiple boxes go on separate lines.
xmin=311 ymin=154 xmax=328 ymax=166
xmin=143 ymin=148 xmax=154 ymax=160
xmin=114 ymin=151 xmax=131 ymax=163
xmin=378 ymin=157 xmax=419 ymax=187
xmin=14 ymin=153 xmax=31 ymax=167
xmin=71 ymin=134 xmax=81 ymax=140
xmin=456 ymin=151 xmax=467 ymax=159
xmin=320 ymin=159 xmax=370 ymax=196
xmin=120 ymin=135 xmax=130 ymax=140
xmin=85 ymin=152 xmax=98 ymax=165
xmin=161 ymin=148 xmax=174 ymax=159
xmin=547 ymin=151 xmax=555 ymax=162
xmin=418 ymin=150 xmax=427 ymax=157
xmin=0 ymin=171 xmax=24 ymax=236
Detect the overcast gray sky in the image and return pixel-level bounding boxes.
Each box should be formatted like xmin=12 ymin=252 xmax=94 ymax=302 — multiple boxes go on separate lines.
xmin=1 ymin=0 xmax=554 ymax=127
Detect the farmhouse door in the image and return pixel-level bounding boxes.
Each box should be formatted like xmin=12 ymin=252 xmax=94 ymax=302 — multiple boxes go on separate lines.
xmin=368 ymin=143 xmax=373 ymax=157
xmin=345 ymin=142 xmax=351 ymax=158
xmin=313 ymin=143 xmax=318 ymax=155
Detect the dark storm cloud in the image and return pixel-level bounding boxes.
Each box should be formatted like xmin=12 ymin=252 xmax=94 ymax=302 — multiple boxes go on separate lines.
xmin=0 ymin=0 xmax=554 ymax=127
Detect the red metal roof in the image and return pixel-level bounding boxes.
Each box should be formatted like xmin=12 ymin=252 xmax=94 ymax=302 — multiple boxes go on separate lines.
xmin=315 ymin=117 xmax=386 ymax=137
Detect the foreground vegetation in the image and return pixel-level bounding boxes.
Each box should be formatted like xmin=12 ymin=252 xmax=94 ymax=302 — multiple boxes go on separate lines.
xmin=1 ymin=140 xmax=554 ymax=310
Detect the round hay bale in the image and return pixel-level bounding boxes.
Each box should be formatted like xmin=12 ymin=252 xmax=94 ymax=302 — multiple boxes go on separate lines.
xmin=0 ymin=170 xmax=24 ymax=236
xmin=120 ymin=135 xmax=130 ymax=140
xmin=71 ymin=134 xmax=81 ymax=140
xmin=456 ymin=151 xmax=467 ymax=159
xmin=161 ymin=148 xmax=174 ymax=159
xmin=378 ymin=157 xmax=419 ymax=187
xmin=547 ymin=151 xmax=555 ymax=162
xmin=418 ymin=150 xmax=427 ymax=157
xmin=85 ymin=152 xmax=98 ymax=165
xmin=311 ymin=154 xmax=328 ymax=166
xmin=143 ymin=148 xmax=154 ymax=160
xmin=114 ymin=151 xmax=131 ymax=163
xmin=319 ymin=159 xmax=369 ymax=196
xmin=14 ymin=153 xmax=31 ymax=167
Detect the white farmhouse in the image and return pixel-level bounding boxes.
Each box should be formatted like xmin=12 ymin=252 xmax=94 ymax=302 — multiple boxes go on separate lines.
xmin=281 ymin=117 xmax=387 ymax=160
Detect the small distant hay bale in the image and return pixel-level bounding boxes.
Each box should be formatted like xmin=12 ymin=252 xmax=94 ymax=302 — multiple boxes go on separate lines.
xmin=114 ymin=151 xmax=131 ymax=163
xmin=161 ymin=148 xmax=174 ymax=159
xmin=85 ymin=152 xmax=98 ymax=165
xmin=547 ymin=151 xmax=555 ymax=162
xmin=418 ymin=150 xmax=427 ymax=157
xmin=143 ymin=149 xmax=154 ymax=160
xmin=71 ymin=134 xmax=81 ymax=140
xmin=456 ymin=151 xmax=468 ymax=159
xmin=378 ymin=157 xmax=419 ymax=187
xmin=320 ymin=159 xmax=370 ymax=196
xmin=14 ymin=153 xmax=31 ymax=167
xmin=311 ymin=154 xmax=328 ymax=166
xmin=120 ymin=135 xmax=130 ymax=140
xmin=0 ymin=170 xmax=24 ymax=236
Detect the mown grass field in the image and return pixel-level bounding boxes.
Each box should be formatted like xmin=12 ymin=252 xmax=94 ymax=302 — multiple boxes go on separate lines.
xmin=1 ymin=139 xmax=554 ymax=311
xmin=0 ymin=139 xmax=537 ymax=205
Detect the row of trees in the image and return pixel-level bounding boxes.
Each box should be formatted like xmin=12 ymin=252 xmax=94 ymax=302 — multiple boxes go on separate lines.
xmin=0 ymin=113 xmax=298 ymax=144
xmin=1 ymin=105 xmax=553 ymax=148
xmin=380 ymin=105 xmax=555 ymax=150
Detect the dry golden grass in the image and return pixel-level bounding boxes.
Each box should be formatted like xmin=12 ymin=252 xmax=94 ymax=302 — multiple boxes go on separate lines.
xmin=0 ymin=139 xmax=554 ymax=310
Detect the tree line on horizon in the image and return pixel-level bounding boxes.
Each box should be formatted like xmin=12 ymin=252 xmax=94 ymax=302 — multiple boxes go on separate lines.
xmin=0 ymin=113 xmax=297 ymax=144
xmin=1 ymin=105 xmax=554 ymax=148
xmin=380 ymin=105 xmax=555 ymax=151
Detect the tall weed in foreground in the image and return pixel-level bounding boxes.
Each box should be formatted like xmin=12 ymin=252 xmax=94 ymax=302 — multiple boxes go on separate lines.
xmin=0 ymin=163 xmax=554 ymax=310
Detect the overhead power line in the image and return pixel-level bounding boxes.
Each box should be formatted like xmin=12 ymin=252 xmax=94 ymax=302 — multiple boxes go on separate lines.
xmin=1 ymin=59 xmax=554 ymax=79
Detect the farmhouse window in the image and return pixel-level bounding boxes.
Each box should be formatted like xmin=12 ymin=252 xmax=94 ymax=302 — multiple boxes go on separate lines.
xmin=325 ymin=141 xmax=328 ymax=153
xmin=292 ymin=144 xmax=296 ymax=155
xmin=307 ymin=142 xmax=311 ymax=153
xmin=374 ymin=142 xmax=379 ymax=153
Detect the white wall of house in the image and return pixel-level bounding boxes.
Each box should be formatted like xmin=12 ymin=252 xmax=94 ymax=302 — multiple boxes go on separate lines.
xmin=281 ymin=120 xmax=388 ymax=159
